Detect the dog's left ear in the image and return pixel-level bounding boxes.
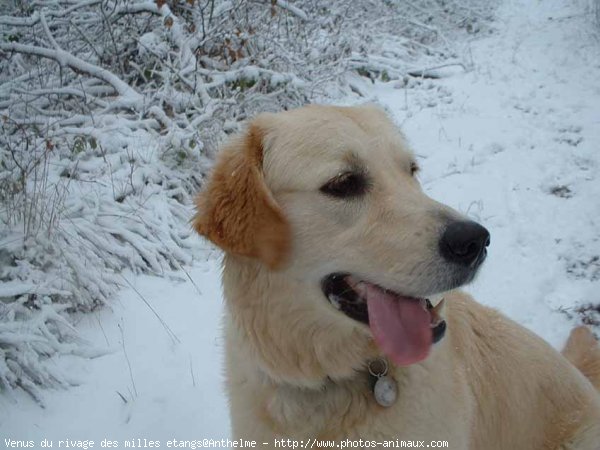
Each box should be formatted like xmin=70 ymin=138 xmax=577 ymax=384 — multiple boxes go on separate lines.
xmin=193 ymin=122 xmax=291 ymax=270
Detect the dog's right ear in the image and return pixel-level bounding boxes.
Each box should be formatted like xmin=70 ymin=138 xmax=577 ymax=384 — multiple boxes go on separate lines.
xmin=193 ymin=123 xmax=291 ymax=270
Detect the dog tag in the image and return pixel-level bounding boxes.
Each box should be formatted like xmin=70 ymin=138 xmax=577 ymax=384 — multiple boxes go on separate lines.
xmin=368 ymin=358 xmax=398 ymax=408
xmin=373 ymin=375 xmax=398 ymax=407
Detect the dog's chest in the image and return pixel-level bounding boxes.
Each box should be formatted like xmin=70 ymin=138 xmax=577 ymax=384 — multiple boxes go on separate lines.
xmin=265 ymin=370 xmax=471 ymax=445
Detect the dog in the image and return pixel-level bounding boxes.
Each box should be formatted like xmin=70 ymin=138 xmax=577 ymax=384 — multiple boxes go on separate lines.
xmin=193 ymin=104 xmax=600 ymax=449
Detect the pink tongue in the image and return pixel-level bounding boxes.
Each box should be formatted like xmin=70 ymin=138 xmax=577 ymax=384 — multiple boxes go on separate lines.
xmin=363 ymin=283 xmax=432 ymax=366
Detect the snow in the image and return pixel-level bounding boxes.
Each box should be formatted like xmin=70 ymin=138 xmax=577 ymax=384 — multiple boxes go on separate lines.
xmin=1 ymin=262 xmax=230 ymax=442
xmin=2 ymin=0 xmax=599 ymax=443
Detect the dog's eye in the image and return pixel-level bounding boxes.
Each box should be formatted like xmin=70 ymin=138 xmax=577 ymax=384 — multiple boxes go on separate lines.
xmin=320 ymin=172 xmax=368 ymax=198
xmin=410 ymin=162 xmax=419 ymax=176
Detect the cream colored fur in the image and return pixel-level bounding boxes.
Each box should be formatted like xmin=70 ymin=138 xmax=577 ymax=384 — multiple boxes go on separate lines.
xmin=194 ymin=105 xmax=600 ymax=449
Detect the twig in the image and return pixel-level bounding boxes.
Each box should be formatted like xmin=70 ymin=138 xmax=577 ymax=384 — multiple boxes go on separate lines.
xmin=189 ymin=355 xmax=196 ymax=387
xmin=119 ymin=274 xmax=180 ymax=345
xmin=118 ymin=323 xmax=138 ymax=398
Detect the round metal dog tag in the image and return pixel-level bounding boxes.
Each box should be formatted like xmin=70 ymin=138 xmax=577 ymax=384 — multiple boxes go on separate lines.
xmin=373 ymin=375 xmax=398 ymax=407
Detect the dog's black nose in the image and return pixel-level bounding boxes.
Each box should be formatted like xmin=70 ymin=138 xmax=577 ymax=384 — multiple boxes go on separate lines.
xmin=439 ymin=221 xmax=490 ymax=266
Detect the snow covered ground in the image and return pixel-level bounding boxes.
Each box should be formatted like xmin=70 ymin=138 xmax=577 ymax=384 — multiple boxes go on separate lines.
xmin=2 ymin=0 xmax=599 ymax=444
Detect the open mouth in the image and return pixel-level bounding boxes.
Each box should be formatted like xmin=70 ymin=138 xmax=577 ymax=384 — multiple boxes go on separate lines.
xmin=322 ymin=273 xmax=446 ymax=366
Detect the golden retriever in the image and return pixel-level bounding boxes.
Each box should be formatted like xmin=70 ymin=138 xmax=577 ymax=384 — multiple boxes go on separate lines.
xmin=193 ymin=104 xmax=600 ymax=449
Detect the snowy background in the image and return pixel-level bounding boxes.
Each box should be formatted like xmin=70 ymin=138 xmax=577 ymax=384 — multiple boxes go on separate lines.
xmin=1 ymin=0 xmax=599 ymax=443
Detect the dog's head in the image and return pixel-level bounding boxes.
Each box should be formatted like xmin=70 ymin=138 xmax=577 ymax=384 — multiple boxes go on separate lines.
xmin=194 ymin=104 xmax=489 ymax=383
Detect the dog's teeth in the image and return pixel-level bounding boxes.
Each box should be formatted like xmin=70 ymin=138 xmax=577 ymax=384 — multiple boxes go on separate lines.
xmin=432 ymin=298 xmax=446 ymax=315
xmin=420 ymin=298 xmax=428 ymax=310
xmin=430 ymin=319 xmax=443 ymax=328
xmin=354 ymin=281 xmax=368 ymax=298
xmin=329 ymin=294 xmax=342 ymax=310
xmin=429 ymin=298 xmax=446 ymax=327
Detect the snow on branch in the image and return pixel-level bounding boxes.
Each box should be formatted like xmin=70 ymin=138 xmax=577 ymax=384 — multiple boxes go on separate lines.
xmin=0 ymin=1 xmax=104 ymax=27
xmin=0 ymin=42 xmax=143 ymax=109
xmin=273 ymin=0 xmax=308 ymax=21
